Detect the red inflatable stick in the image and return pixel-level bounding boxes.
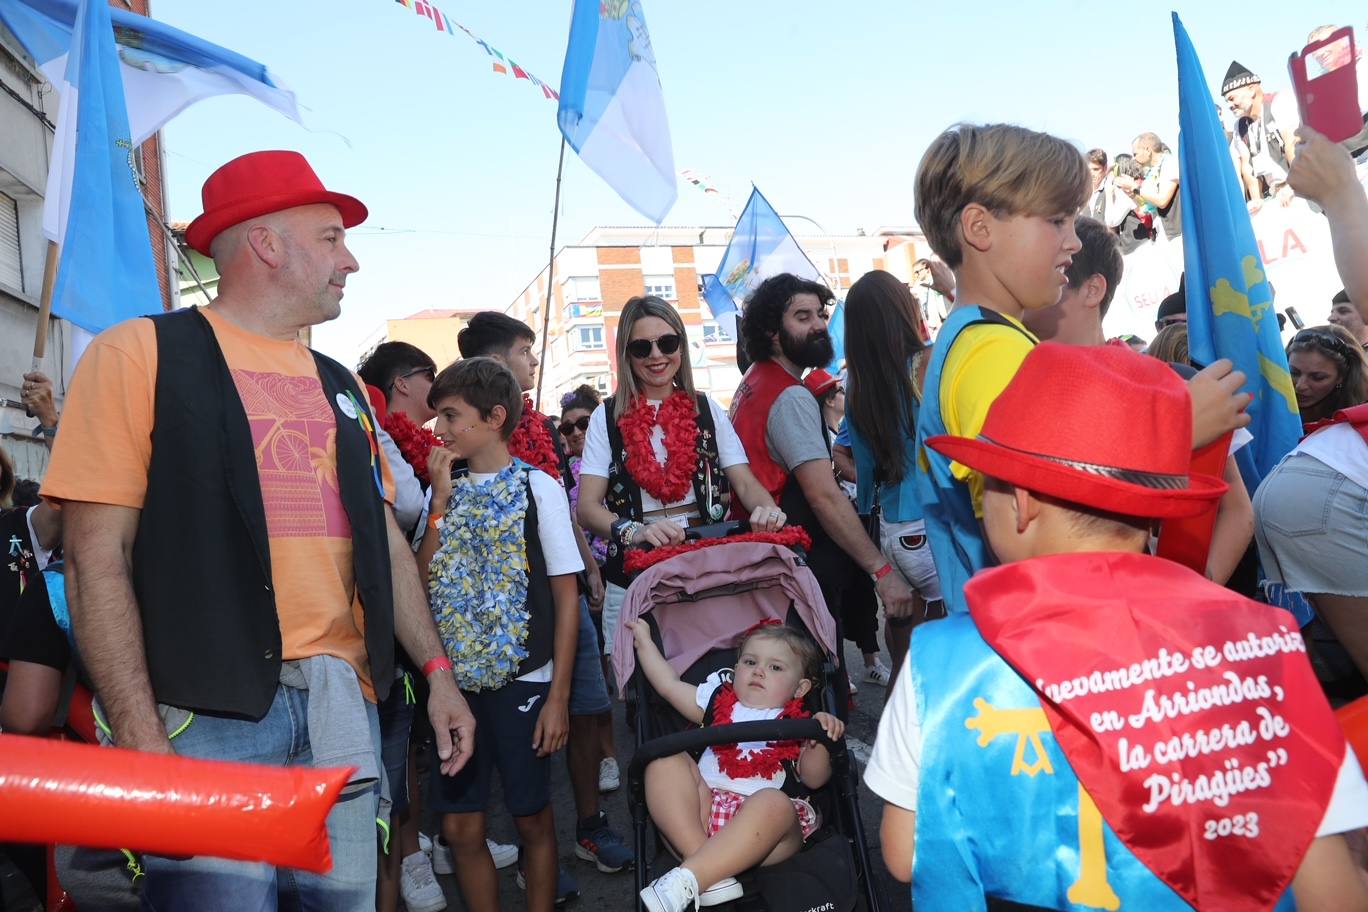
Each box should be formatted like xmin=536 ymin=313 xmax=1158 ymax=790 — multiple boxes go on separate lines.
xmin=0 ymin=734 xmax=353 ymax=873
xmin=1337 ymin=696 xmax=1368 ymax=772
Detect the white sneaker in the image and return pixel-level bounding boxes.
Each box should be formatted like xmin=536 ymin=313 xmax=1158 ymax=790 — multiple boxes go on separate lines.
xmin=640 ymin=867 xmax=700 ymax=912
xmin=848 ymin=677 xmax=859 ymax=695
xmin=486 ymin=838 xmax=519 ymax=870
xmin=418 ymin=831 xmax=434 ymax=855
xmin=699 ymin=875 xmax=744 ymax=906
xmin=866 ymin=660 xmax=892 ymax=686
xmin=599 ymin=756 xmax=621 ymax=793
xmin=400 ymin=851 xmax=447 ymax=912
xmin=430 ymin=835 xmax=454 ymax=875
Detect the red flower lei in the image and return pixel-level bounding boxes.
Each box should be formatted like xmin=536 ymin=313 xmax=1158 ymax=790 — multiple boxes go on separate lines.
xmin=711 ymin=682 xmax=810 ymax=780
xmin=510 ymin=396 xmax=562 ymax=479
xmin=382 ymin=411 xmax=442 ymax=484
xmin=618 ymin=391 xmax=698 ymax=503
xmin=622 ymin=527 xmax=812 ymax=574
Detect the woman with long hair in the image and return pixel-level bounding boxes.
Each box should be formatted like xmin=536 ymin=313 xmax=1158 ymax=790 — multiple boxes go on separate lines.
xmin=1286 ymin=325 xmax=1368 ymax=431
xmin=1256 ymin=323 xmax=1368 ymax=681
xmin=577 ymin=296 xmax=786 ymax=661
xmin=840 ymin=270 xmax=943 ymax=686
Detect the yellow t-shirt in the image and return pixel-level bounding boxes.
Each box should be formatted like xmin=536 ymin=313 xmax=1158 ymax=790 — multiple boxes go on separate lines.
xmin=938 ymin=317 xmax=1038 ymax=516
xmin=41 ymin=307 xmax=394 ymax=700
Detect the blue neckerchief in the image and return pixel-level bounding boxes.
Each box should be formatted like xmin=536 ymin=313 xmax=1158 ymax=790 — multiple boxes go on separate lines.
xmin=909 ymin=615 xmax=1295 ymax=911
xmin=913 ymin=306 xmax=1005 ymax=614
xmin=42 ymin=560 xmax=76 ymax=650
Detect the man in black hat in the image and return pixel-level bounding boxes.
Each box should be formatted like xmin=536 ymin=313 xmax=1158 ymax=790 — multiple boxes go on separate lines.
xmin=1223 ymin=61 xmax=1300 ymax=211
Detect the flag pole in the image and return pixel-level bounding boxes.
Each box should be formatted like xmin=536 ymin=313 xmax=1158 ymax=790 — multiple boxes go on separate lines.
xmin=31 ymin=240 xmax=59 ymax=367
xmin=534 ymin=136 xmax=567 ymax=412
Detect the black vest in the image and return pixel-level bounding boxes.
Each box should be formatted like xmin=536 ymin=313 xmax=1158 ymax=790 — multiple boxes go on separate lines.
xmin=600 ymin=393 xmax=729 ymax=587
xmin=134 ymin=308 xmax=394 ymax=719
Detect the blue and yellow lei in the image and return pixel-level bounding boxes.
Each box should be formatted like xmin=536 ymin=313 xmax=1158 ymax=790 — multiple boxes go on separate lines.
xmin=428 ymin=460 xmax=532 ymax=691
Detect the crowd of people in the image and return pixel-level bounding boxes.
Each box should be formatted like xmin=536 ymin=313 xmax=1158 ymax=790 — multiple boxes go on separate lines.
xmin=3 ymin=29 xmax=1368 ymax=912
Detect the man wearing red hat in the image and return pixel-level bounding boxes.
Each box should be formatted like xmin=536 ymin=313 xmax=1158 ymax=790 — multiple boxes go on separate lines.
xmin=866 ymin=343 xmax=1368 ymax=911
xmin=41 ymin=151 xmax=476 ymax=910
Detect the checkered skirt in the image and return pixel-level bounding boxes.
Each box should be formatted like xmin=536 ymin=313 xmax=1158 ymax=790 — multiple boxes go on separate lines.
xmin=706 ymin=788 xmax=819 ymax=839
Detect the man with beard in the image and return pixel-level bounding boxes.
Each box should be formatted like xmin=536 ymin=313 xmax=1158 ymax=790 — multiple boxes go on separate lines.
xmin=731 ymin=274 xmax=916 ymax=682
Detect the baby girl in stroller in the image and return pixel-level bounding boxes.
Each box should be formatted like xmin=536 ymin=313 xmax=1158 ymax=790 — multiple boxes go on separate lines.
xmin=629 ymin=618 xmax=845 ymax=912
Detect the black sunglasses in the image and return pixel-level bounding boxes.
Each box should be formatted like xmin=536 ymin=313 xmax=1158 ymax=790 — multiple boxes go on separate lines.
xmin=626 ymin=333 xmax=682 ymax=359
xmin=1154 ymin=316 xmax=1186 ymax=331
xmin=391 ymin=366 xmax=435 ymax=388
xmin=559 ymin=415 xmax=591 ymax=436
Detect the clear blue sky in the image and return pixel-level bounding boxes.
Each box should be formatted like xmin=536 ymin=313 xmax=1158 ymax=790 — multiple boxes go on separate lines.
xmin=152 ymin=0 xmax=1364 ymax=363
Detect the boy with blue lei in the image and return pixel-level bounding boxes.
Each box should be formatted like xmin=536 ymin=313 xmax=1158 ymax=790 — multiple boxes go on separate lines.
xmin=867 ymin=343 xmax=1368 ymax=911
xmin=416 ymin=357 xmax=581 ymax=912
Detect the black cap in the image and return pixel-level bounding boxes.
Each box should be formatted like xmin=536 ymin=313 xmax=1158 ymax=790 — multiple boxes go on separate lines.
xmin=1222 ymin=61 xmax=1260 ymax=95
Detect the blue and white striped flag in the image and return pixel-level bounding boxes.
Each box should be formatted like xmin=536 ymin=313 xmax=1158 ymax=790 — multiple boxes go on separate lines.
xmin=557 ymin=0 xmax=675 ymax=223
xmin=0 ymin=0 xmax=301 ymax=334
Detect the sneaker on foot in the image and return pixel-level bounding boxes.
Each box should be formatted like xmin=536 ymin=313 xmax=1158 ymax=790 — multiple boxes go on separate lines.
xmin=418 ymin=831 xmax=434 ymax=855
xmin=866 ymin=660 xmax=892 ymax=686
xmin=640 ymin=867 xmax=699 ymax=912
xmin=516 ymin=856 xmax=580 ymax=905
xmin=486 ymin=838 xmax=518 ymax=870
xmin=848 ymin=677 xmax=858 ymax=695
xmin=598 ymin=756 xmax=621 ymax=793
xmin=574 ymin=811 xmax=634 ymax=873
xmin=430 ymin=835 xmax=454 ymax=875
xmin=699 ymin=875 xmax=744 ymax=907
xmin=400 ymin=851 xmax=447 ymax=912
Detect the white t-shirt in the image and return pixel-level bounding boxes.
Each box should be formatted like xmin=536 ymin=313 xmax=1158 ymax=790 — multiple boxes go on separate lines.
xmin=416 ymin=465 xmax=584 ymax=682
xmin=864 ymin=653 xmax=1368 ymax=839
xmin=1294 ymin=423 xmax=1368 ymax=492
xmin=1232 ymin=94 xmax=1301 ymax=183
xmin=580 ymin=396 xmax=748 ymax=516
xmin=695 ymin=671 xmax=790 ymax=796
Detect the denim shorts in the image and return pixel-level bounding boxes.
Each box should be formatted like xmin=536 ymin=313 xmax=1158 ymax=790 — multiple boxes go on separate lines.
xmin=1255 ymin=452 xmax=1368 ymax=596
xmin=879 ymin=518 xmax=944 ymax=606
xmin=428 ymin=680 xmax=552 ymax=818
xmin=569 ymin=596 xmax=612 ymax=716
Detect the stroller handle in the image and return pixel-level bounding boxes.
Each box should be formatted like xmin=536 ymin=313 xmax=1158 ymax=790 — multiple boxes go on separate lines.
xmin=627 ymin=718 xmax=840 ymax=794
xmin=682 ymin=519 xmax=752 ymax=542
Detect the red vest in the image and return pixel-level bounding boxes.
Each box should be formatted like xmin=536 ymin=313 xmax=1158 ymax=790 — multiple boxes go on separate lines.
xmin=729 ymin=360 xmax=800 ymax=503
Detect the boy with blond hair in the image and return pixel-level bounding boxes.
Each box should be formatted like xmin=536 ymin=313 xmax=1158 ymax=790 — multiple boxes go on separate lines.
xmin=913 ymin=124 xmax=1250 ymax=613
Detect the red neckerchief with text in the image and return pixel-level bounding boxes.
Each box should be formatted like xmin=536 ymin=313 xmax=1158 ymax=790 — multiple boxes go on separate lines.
xmin=710 ymin=682 xmax=810 ymax=781
xmin=618 ymin=391 xmax=698 ymax=504
xmin=967 ymin=551 xmax=1343 ymax=911
xmin=509 ymin=396 xmax=561 ymax=479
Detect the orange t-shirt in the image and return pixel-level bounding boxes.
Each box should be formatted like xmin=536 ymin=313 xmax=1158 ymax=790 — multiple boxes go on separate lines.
xmin=41 ymin=307 xmax=394 ymax=700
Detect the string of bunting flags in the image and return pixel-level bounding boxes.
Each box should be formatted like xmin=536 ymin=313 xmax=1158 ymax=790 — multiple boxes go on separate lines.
xmin=390 ymin=0 xmax=559 ymax=100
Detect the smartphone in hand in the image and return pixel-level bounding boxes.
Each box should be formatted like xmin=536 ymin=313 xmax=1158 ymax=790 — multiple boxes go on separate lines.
xmin=1288 ymin=27 xmax=1362 ymax=143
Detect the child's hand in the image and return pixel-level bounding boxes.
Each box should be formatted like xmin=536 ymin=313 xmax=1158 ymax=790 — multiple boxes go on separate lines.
xmin=532 ymin=696 xmax=569 ymax=757
xmin=627 ymin=619 xmax=655 ymax=652
xmin=428 ymin=446 xmax=457 ymax=502
xmin=807 ymin=711 xmax=844 ymax=747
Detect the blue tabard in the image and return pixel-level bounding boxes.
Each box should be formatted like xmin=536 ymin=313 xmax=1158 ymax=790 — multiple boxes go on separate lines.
xmin=914 ymin=307 xmax=1034 ymax=614
xmin=910 ymin=614 xmax=1295 ymax=911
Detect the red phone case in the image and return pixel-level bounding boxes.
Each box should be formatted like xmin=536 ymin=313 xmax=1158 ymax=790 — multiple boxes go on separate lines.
xmin=1288 ymin=27 xmax=1362 ymax=143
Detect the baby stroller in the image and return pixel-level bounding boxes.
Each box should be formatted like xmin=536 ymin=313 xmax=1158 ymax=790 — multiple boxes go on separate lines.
xmin=611 ymin=522 xmax=882 ymax=912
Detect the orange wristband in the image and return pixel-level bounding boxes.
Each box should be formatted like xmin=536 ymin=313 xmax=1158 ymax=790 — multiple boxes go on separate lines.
xmin=422 ymin=656 xmax=453 ymax=678
xmin=427 ymin=511 xmax=445 ymax=532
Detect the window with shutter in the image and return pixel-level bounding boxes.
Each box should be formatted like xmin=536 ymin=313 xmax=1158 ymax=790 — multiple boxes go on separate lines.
xmin=0 ymin=191 xmax=21 ymax=292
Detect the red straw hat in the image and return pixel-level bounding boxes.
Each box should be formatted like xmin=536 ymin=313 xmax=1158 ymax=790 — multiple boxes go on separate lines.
xmin=926 ymin=343 xmax=1226 ymax=519
xmin=802 ymin=368 xmax=839 ymax=398
xmin=185 ymin=151 xmax=368 ymax=255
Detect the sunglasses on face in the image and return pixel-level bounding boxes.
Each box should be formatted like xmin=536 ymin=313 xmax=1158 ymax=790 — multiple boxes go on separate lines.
xmin=1154 ymin=317 xmax=1186 ymax=331
xmin=559 ymin=415 xmax=591 ymax=436
xmin=626 ymin=333 xmax=682 ymax=359
xmin=392 ymin=366 xmax=435 ymax=388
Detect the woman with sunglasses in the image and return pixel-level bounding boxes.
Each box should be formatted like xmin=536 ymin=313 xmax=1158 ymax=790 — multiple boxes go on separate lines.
xmin=559 ymin=385 xmax=600 ymax=459
xmin=1286 ymin=325 xmax=1368 ymax=431
xmin=577 ymin=295 xmax=787 ymax=660
xmin=1255 ymin=324 xmax=1368 ymax=682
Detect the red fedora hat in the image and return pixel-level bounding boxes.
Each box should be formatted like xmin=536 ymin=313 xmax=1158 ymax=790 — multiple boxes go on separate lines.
xmin=185 ymin=151 xmax=368 ymax=255
xmin=927 ymin=342 xmax=1226 ymax=519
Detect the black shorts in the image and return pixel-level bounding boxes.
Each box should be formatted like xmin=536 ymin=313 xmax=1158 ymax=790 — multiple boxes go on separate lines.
xmin=428 ymin=679 xmax=552 ymax=818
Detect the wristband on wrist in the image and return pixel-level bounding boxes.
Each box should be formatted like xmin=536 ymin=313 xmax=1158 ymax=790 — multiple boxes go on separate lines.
xmin=32 ymin=424 xmax=57 ymax=438
xmin=421 ymin=655 xmax=453 ymax=678
xmin=427 ymin=511 xmax=445 ymax=532
xmin=871 ymin=562 xmax=894 ymax=582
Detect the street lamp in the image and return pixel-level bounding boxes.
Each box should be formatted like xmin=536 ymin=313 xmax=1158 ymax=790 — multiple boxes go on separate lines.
xmin=780 ymin=214 xmax=839 ymax=290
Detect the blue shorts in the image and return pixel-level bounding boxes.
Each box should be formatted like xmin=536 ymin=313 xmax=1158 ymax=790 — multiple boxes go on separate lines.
xmin=429 ymin=680 xmax=552 ymax=818
xmin=377 ymin=671 xmax=415 ymax=816
xmin=569 ymin=596 xmax=612 ymax=716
